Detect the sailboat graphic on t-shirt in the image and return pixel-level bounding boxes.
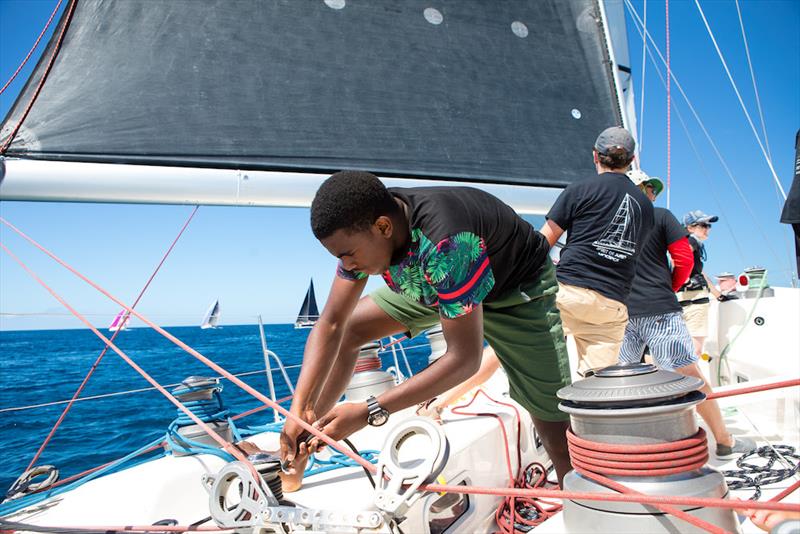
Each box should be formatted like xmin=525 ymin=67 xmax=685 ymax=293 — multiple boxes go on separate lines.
xmin=592 ymin=193 xmax=641 ymax=256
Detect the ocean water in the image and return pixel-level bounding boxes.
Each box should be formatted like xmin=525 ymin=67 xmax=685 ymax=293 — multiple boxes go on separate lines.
xmin=0 ymin=324 xmax=432 ymax=494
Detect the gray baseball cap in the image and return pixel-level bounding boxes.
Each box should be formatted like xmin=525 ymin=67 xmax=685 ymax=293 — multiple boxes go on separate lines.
xmin=594 ymin=126 xmax=636 ymax=156
xmin=683 ymin=210 xmax=719 ymax=226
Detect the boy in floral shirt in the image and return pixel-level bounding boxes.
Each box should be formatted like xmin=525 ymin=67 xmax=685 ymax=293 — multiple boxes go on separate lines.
xmin=281 ymin=171 xmax=573 ymax=486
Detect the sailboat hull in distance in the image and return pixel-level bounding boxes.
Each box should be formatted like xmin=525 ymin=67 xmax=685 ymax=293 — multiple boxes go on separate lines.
xmin=201 ymin=300 xmax=221 ymax=329
xmin=295 ymin=279 xmax=319 ymax=329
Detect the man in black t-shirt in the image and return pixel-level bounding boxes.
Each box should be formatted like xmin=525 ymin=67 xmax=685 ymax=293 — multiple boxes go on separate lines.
xmin=279 ymin=171 xmax=574 ymax=487
xmin=541 ymin=126 xmax=654 ymax=376
xmin=619 ymin=171 xmax=755 ymax=459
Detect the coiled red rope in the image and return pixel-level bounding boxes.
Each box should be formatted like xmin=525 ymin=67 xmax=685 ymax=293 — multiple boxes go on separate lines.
xmin=353 ymin=355 xmax=382 ymax=373
xmin=567 ymin=428 xmax=709 ymax=477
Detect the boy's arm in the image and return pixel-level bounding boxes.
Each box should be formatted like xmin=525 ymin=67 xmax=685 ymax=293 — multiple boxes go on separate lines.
xmin=312 ymin=306 xmax=485 ymax=442
xmin=280 ymin=274 xmax=366 ymax=469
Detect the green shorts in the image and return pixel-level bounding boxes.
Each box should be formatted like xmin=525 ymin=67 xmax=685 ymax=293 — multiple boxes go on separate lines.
xmin=370 ymin=261 xmax=571 ymax=421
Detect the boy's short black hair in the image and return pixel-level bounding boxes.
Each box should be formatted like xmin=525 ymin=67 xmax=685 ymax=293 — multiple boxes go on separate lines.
xmin=310 ymin=170 xmax=400 ymax=239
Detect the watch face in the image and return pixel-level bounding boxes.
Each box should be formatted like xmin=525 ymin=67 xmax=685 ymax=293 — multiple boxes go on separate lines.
xmin=368 ymin=410 xmax=389 ymax=427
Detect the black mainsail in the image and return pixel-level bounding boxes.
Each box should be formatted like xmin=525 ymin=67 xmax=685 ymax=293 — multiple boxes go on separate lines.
xmin=295 ymin=279 xmax=319 ymax=329
xmin=1 ymin=0 xmax=632 ymax=194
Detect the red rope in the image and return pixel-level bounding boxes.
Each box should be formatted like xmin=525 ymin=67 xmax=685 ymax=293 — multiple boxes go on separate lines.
xmin=451 ymin=389 xmax=562 ymax=532
xmin=0 ymin=242 xmax=253 ymax=471
xmin=770 ymin=478 xmax=800 ymax=503
xmin=665 ymin=0 xmax=671 ymax=208
xmin=575 ymin=467 xmax=729 ymax=534
xmin=567 ymin=428 xmax=709 ymax=476
xmin=0 ymin=217 xmax=377 ymax=473
xmin=566 ymin=428 xmax=724 ymax=533
xmin=354 ymin=355 xmax=382 ymax=373
xmin=380 ymin=336 xmax=407 ymax=350
xmin=25 ymin=206 xmax=200 ymax=472
xmin=0 ymin=0 xmax=64 ymax=96
xmin=707 ymin=378 xmax=800 ymax=400
xmin=0 ymin=0 xmax=77 ymax=154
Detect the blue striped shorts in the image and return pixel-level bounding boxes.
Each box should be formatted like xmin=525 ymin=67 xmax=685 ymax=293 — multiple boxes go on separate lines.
xmin=618 ymin=311 xmax=697 ymax=370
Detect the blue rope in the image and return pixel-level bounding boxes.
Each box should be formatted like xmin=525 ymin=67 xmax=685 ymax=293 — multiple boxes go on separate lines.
xmin=165 ymin=390 xmax=244 ymax=461
xmin=305 ymin=450 xmax=380 ymax=477
xmin=0 ymin=436 xmax=164 ymax=516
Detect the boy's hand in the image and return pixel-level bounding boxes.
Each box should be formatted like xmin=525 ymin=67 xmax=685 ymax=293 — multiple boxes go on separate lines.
xmin=310 ymin=402 xmax=370 ymax=450
xmin=279 ymin=407 xmax=317 ymax=474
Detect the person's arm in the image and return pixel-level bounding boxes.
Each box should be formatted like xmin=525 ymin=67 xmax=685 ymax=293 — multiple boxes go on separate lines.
xmin=666 ymin=236 xmax=694 ymax=292
xmin=312 ymin=306 xmax=485 ymax=441
xmin=424 ymin=346 xmax=500 ymax=415
xmin=280 ymin=274 xmax=366 ymax=468
xmin=703 ymin=272 xmax=722 ymax=298
xmin=540 ymin=219 xmax=565 ymax=248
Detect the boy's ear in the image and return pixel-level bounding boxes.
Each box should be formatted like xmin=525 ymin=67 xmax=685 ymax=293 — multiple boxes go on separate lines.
xmin=374 ymin=215 xmax=393 ymax=237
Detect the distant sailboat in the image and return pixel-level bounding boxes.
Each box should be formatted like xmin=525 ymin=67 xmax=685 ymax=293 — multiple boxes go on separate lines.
xmin=108 ymin=310 xmax=130 ymax=332
xmin=294 ymin=279 xmax=319 ymax=329
xmin=200 ymin=299 xmax=220 ymax=329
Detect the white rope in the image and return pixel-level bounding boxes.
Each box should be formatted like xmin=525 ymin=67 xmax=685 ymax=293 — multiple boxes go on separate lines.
xmin=694 ymin=0 xmax=786 ymax=200
xmin=624 ymin=0 xmax=786 ymax=271
xmin=637 ymin=0 xmax=648 ymax=153
xmin=734 ymin=0 xmax=772 ymax=162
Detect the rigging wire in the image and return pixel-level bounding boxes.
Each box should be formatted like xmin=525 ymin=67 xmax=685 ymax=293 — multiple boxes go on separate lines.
xmin=733 ymin=0 xmax=796 ymax=283
xmin=624 ymin=0 xmax=788 ymax=274
xmin=630 ymin=25 xmax=747 ymax=263
xmin=0 ymin=0 xmax=77 ymax=154
xmin=637 ymin=0 xmax=647 ymax=152
xmin=693 ymin=0 xmax=787 ymax=200
xmin=665 ymin=0 xmax=671 ymax=209
xmin=734 ymin=0 xmax=772 ymax=161
xmin=0 ymin=242 xmax=257 ymax=474
xmin=23 ymin=206 xmax=200 ymax=472
xmin=0 ymin=0 xmax=64 ymax=96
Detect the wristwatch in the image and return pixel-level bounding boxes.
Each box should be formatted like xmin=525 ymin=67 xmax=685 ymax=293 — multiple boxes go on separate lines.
xmin=366 ymin=395 xmax=389 ymax=427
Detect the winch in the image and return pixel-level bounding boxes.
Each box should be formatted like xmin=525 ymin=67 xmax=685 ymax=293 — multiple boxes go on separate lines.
xmin=169 ymin=376 xmax=233 ymax=455
xmin=557 ymin=363 xmax=741 ymax=533
xmin=344 ymin=342 xmax=395 ymax=402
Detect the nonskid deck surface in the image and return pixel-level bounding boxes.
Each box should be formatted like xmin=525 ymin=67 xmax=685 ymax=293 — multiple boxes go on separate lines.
xmin=6 ymin=371 xmax=546 ymax=531
xmin=6 ymin=373 xmax=797 ymax=533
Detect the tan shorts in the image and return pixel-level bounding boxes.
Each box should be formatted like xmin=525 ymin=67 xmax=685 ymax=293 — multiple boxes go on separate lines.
xmin=682 ymin=302 xmax=709 ymax=337
xmin=556 ymin=282 xmax=628 ymax=376
xmin=677 ymin=289 xmax=710 ymax=338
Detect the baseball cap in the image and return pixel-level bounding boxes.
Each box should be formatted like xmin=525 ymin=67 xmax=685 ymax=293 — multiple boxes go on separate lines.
xmin=626 ymin=169 xmax=664 ymax=196
xmin=683 ymin=210 xmax=719 ymax=226
xmin=594 ymin=126 xmax=635 ymax=156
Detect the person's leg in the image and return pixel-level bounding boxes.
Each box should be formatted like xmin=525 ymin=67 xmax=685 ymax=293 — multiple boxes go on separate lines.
xmin=674 ymin=362 xmax=732 ymax=447
xmin=531 ymin=417 xmax=571 ymax=487
xmin=557 ymin=284 xmax=628 ymax=375
xmin=683 ymin=301 xmax=709 ymax=358
xmin=618 ymin=316 xmax=646 ymax=365
xmin=485 ymin=264 xmax=573 ymax=487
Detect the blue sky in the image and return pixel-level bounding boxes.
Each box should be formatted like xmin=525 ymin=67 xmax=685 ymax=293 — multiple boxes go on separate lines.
xmin=1 ymin=0 xmax=798 ymax=331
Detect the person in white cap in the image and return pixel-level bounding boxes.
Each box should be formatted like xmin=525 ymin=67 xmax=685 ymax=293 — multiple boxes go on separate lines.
xmin=620 ymin=171 xmax=754 ymax=459
xmin=678 ymin=210 xmax=722 ymax=360
xmin=540 ymin=126 xmax=654 ymax=376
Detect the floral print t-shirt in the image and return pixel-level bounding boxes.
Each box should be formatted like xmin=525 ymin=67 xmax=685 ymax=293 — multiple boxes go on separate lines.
xmin=337 ymin=186 xmax=550 ymax=319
